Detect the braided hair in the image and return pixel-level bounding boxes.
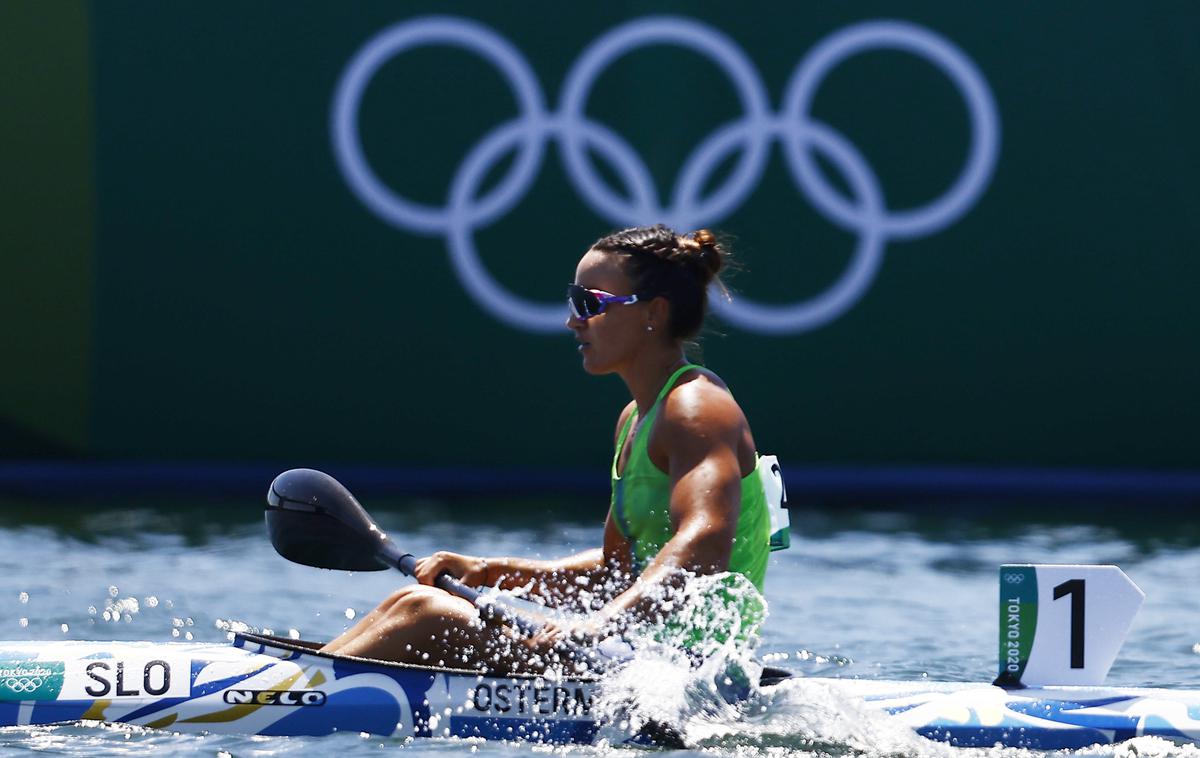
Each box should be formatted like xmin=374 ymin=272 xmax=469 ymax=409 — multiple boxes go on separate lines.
xmin=590 ymin=224 xmax=729 ymax=340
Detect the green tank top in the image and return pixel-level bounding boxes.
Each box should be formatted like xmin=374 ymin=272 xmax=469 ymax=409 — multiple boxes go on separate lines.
xmin=609 ymin=364 xmax=770 ymax=591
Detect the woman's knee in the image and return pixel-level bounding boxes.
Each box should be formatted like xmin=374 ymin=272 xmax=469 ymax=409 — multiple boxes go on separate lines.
xmin=380 ymin=587 xmax=474 ymax=626
xmin=376 ymin=584 xmax=435 ymax=612
xmin=403 ymin=589 xmax=475 ymax=623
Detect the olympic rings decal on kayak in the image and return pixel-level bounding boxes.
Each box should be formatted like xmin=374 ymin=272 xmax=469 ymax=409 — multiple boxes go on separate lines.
xmin=331 ymin=15 xmax=1001 ymax=334
xmin=4 ymin=676 xmax=44 ymax=693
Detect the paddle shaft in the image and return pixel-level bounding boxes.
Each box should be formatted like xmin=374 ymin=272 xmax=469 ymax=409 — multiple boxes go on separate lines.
xmin=382 ymin=541 xmax=544 ymax=637
xmin=383 ymin=534 xmax=600 ymax=669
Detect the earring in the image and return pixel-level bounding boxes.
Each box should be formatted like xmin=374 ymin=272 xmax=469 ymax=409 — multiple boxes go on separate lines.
xmin=646 ymin=325 xmax=654 ymax=332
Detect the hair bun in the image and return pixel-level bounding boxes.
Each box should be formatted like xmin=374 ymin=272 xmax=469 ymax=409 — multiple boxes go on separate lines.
xmin=692 ymin=228 xmax=716 ymax=248
xmin=688 ymin=228 xmax=723 ymax=279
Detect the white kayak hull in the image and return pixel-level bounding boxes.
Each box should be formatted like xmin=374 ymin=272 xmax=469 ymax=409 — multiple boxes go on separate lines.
xmin=0 ymin=634 xmax=604 ymax=742
xmin=2 ymin=633 xmax=1199 ymax=748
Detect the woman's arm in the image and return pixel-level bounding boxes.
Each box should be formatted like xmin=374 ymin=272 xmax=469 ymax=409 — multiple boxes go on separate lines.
xmin=530 ymin=383 xmax=745 ymax=649
xmin=592 ymin=380 xmax=746 ymax=628
xmin=414 ymin=548 xmax=599 ymax=602
xmin=488 ymin=549 xmax=604 ymax=594
xmin=416 ymin=510 xmax=636 ymax=610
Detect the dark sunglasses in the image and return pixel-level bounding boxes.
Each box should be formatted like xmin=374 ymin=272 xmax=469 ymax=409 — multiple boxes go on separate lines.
xmin=567 ymin=283 xmax=640 ymax=321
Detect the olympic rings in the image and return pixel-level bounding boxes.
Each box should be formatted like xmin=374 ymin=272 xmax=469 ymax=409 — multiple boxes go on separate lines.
xmin=4 ymin=676 xmax=44 ymax=693
xmin=331 ymin=15 xmax=1000 ymax=334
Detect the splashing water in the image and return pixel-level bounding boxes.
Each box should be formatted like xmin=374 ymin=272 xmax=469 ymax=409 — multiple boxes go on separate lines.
xmin=690 ymin=677 xmax=939 ymax=756
xmin=588 ymin=573 xmax=941 ymax=754
xmin=591 ymin=572 xmax=768 ymax=742
xmin=588 ymin=573 xmax=948 ymax=754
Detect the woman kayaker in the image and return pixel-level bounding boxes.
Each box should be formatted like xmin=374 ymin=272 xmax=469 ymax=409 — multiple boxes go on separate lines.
xmin=323 ymin=224 xmax=773 ymax=670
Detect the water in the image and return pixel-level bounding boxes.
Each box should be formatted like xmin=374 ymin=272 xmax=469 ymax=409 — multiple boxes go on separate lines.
xmin=1 ymin=498 xmax=1199 ymax=756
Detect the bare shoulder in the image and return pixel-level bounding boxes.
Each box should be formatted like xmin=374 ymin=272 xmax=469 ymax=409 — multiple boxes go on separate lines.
xmin=656 ymin=370 xmax=746 ymax=442
xmin=613 ymin=399 xmax=638 ymax=443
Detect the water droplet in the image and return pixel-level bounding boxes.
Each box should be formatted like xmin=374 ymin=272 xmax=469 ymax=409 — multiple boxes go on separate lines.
xmin=108 ymin=586 xmax=119 ymax=598
xmin=17 ymin=592 xmax=28 ymax=604
xmin=345 ymin=608 xmax=356 ymax=620
xmin=18 ymin=618 xmax=28 ymax=628
xmin=60 ymin=623 xmax=69 ymax=633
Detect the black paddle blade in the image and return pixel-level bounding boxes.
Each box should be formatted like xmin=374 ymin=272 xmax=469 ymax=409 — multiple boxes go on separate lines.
xmin=266 ymin=468 xmax=391 ymax=571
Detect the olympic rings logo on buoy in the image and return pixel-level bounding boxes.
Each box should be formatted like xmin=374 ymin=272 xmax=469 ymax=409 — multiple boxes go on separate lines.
xmin=331 ymin=15 xmax=1000 ymax=334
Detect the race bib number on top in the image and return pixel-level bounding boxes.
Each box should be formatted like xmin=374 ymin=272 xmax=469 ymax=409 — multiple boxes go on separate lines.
xmin=756 ymin=454 xmax=790 ymax=552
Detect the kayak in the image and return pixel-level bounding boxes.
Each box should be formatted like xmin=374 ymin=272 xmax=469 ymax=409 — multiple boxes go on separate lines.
xmin=0 ymin=632 xmax=704 ymax=744
xmin=2 ymin=632 xmax=1200 ymax=748
xmin=6 ymin=470 xmax=1192 ymax=749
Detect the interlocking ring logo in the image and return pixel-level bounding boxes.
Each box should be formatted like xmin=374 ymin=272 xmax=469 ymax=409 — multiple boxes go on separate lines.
xmin=4 ymin=676 xmax=44 ymax=693
xmin=1003 ymin=573 xmax=1025 ymax=584
xmin=332 ymin=15 xmax=1000 ymax=334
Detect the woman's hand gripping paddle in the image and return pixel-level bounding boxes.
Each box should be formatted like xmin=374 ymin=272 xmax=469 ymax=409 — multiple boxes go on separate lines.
xmin=265 ymin=468 xmax=595 ymax=663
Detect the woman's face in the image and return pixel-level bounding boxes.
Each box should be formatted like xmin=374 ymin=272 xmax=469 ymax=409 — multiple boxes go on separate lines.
xmin=567 ymin=249 xmax=648 ymax=375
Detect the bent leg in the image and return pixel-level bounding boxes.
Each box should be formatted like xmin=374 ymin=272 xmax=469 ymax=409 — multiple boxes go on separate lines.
xmin=322 ymin=586 xmax=502 ymax=668
xmin=322 ymin=585 xmax=426 ymax=652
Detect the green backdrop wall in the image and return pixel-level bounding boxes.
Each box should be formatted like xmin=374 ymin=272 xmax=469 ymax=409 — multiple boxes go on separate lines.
xmin=3 ymin=2 xmax=1198 ymax=478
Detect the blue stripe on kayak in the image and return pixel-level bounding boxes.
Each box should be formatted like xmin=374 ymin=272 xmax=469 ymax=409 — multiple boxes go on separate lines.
xmin=2 ymin=460 xmax=1199 ymax=502
xmin=258 ymin=689 xmax=401 ymax=737
xmin=1004 ymin=695 xmax=1139 ymax=720
xmin=26 ymin=702 xmax=94 ymax=726
xmin=448 ymin=716 xmax=599 ymax=743
xmin=1142 ymin=716 xmax=1199 ymax=742
xmin=881 ymin=702 xmax=923 ymax=715
xmin=332 ymin=659 xmax=436 ymax=738
xmin=115 ymin=696 xmax=194 ymax=723
xmin=920 ymin=724 xmax=1116 ymax=750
